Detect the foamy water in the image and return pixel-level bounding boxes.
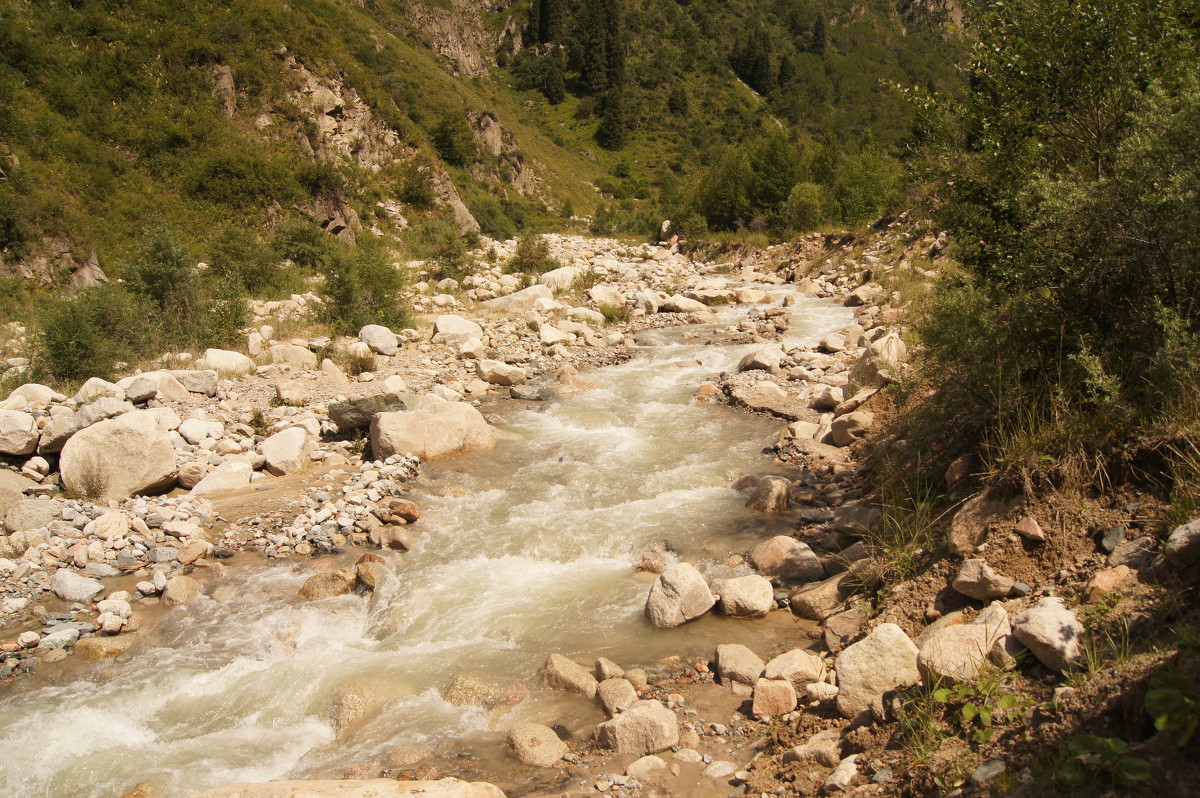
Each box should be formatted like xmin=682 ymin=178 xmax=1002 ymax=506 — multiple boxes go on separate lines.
xmin=0 ymin=290 xmax=853 ymax=797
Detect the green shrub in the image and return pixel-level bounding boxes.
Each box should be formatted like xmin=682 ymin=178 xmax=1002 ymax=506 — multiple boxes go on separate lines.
xmin=784 ymin=181 xmax=825 ymax=232
xmin=33 ymin=283 xmax=156 ymax=383
xmin=125 ymin=226 xmax=194 ymax=310
xmin=272 ymin=219 xmax=336 ymax=270
xmin=184 ymin=147 xmax=301 ymax=207
xmin=208 ymin=225 xmax=304 ymax=299
xmin=320 ymin=237 xmax=413 ymax=335
xmin=505 ymin=234 xmax=559 ymax=275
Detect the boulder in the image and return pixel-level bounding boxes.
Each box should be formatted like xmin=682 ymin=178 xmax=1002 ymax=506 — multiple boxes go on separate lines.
xmin=951 ymin=559 xmax=1015 ymax=601
xmin=1164 ymin=518 xmax=1200 ymax=568
xmin=268 ymin=344 xmax=318 ymax=369
xmin=276 ymin=380 xmax=311 ymax=405
xmin=359 ymin=325 xmax=400 ymax=356
xmin=1011 ymin=597 xmax=1083 ymax=672
xmin=538 ymin=323 xmax=572 ymax=346
xmin=834 ymin=623 xmax=920 ymax=718
xmin=540 ymin=653 xmax=599 ymax=698
xmin=370 ymin=403 xmax=495 ymax=461
xmin=48 ymin=569 xmax=103 ymax=602
xmin=539 ymin=266 xmax=582 ymax=292
xmin=129 ymin=371 xmax=191 ymax=401
xmin=717 ymin=574 xmax=774 ymax=618
xmin=4 ymin=497 xmax=59 ymax=533
xmin=752 ymin=678 xmax=798 ymax=718
xmin=328 ymin=392 xmax=425 ymax=432
xmin=508 ymin=723 xmax=566 ymax=767
xmin=597 ymin=677 xmax=639 ymax=717
xmin=764 ymin=649 xmax=826 ymax=689
xmin=737 ymin=347 xmax=785 ymax=373
xmin=660 ymin=294 xmax=708 ymax=314
xmin=170 ymin=370 xmax=219 ymax=396
xmin=626 ymin=755 xmax=672 ymax=784
xmin=476 ymin=360 xmax=527 ymax=386
xmin=0 ymin=409 xmax=38 ymax=455
xmin=749 ymin=536 xmax=825 ymax=582
xmin=746 ymin=476 xmax=791 ymax=512
xmin=644 ymin=563 xmax=715 ymax=628
xmin=60 ymin=410 xmax=179 ymax=501
xmin=634 ymin=291 xmax=660 ymax=314
xmin=716 ymin=643 xmax=765 ymax=686
xmin=1 ymin=383 xmax=62 ymax=410
xmin=784 ymin=730 xmax=842 ymax=767
xmin=179 ymin=418 xmax=224 ymax=445
xmin=185 ymin=779 xmax=506 ymax=798
xmin=482 ymin=285 xmax=552 ymax=314
xmin=588 ymin=284 xmax=624 ymax=307
xmin=595 ymin=701 xmax=679 ymax=755
xmin=0 ymin=471 xmax=36 ymax=521
xmin=845 ymin=332 xmax=906 ymax=394
xmin=432 ymin=315 xmax=485 ymax=347
xmin=299 ymin=569 xmax=357 ymax=601
xmin=917 ymin=623 xmax=1004 ymax=684
xmin=831 ymin=411 xmax=874 ymax=447
xmin=74 ymin=634 xmax=139 ymax=661
xmin=262 ymin=427 xmax=310 ymax=476
xmin=198 ymin=348 xmax=255 ymax=376
xmin=163 ymin=575 xmax=201 ymax=606
xmin=190 ymin=461 xmax=254 ymax=496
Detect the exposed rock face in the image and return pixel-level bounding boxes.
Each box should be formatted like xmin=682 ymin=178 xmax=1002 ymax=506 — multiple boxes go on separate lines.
xmin=370 ymin=403 xmax=495 ymax=460
xmin=60 ymin=409 xmax=179 ymax=501
xmin=644 ymin=563 xmax=715 ymax=628
xmin=834 ymin=623 xmax=920 ymax=718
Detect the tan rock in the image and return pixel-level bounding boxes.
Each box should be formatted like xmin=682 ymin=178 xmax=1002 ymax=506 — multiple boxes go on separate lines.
xmin=299 ymin=569 xmax=356 ymax=601
xmin=540 ymin=653 xmax=599 ymax=698
xmin=163 ymin=575 xmax=201 ymax=606
xmin=507 ymin=723 xmax=566 ymax=767
xmin=185 ymin=778 xmax=506 ymax=798
xmin=752 ymin=678 xmax=798 ymax=718
xmin=1085 ymin=565 xmax=1136 ymax=603
xmin=370 ymin=403 xmax=495 ymax=461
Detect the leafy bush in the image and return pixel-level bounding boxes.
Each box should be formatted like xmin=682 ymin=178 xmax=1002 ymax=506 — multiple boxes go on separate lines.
xmin=320 ymin=237 xmax=412 ymax=335
xmin=272 ymin=219 xmax=336 ymax=270
xmin=208 ymin=225 xmax=304 ymax=298
xmin=505 ymin=233 xmax=560 ymax=275
xmin=431 ymin=112 xmax=475 ymax=167
xmin=34 ymin=283 xmax=156 ymax=383
xmin=184 ymin=147 xmax=301 ymax=207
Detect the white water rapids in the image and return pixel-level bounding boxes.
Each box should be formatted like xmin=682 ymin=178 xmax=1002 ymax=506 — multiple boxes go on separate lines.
xmin=0 ymin=290 xmax=853 ymax=797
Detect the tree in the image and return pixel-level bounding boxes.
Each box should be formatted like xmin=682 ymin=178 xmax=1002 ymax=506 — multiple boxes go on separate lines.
xmin=731 ymin=28 xmax=776 ymax=95
xmin=596 ymin=87 xmax=631 ymax=149
xmin=578 ymin=0 xmax=627 ymax=95
xmin=696 ymin=147 xmax=753 ymax=229
xmin=537 ymin=0 xmax=566 ymax=44
xmin=809 ymin=14 xmax=826 ymax=55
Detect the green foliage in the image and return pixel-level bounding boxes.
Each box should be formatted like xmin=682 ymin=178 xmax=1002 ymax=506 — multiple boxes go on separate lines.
xmin=272 ymin=219 xmax=336 ymax=270
xmin=34 ymin=283 xmax=156 ymax=383
xmin=512 ymin=51 xmax=567 ymax=104
xmin=208 ymin=225 xmax=304 ymax=299
xmin=784 ymin=182 xmax=825 ymax=232
xmin=930 ymin=682 xmax=1019 ymax=746
xmin=431 ymin=112 xmax=476 ymax=167
xmin=505 ymin=233 xmax=560 ymax=275
xmin=319 ymin=237 xmax=412 ymax=336
xmin=595 ymin=88 xmax=631 ymax=150
xmin=1145 ymin=670 xmax=1200 ymax=747
xmin=1055 ymin=735 xmax=1151 ymax=789
xmin=598 ymin=302 xmax=630 ymax=323
xmin=184 ymin=146 xmax=302 ymax=207
xmin=125 ymin=226 xmax=194 ymax=311
xmin=577 ymin=0 xmax=627 ymax=95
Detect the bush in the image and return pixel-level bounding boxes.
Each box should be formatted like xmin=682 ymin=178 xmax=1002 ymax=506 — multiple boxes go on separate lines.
xmin=34 ymin=283 xmax=156 ymax=383
xmin=431 ymin=112 xmax=475 ymax=167
xmin=272 ymin=219 xmax=335 ymax=270
xmin=125 ymin=226 xmax=194 ymax=310
xmin=784 ymin=181 xmax=825 ymax=231
xmin=505 ymin=233 xmax=560 ymax=275
xmin=208 ymin=225 xmax=303 ymax=298
xmin=184 ymin=147 xmax=301 ymax=207
xmin=320 ymin=238 xmax=413 ymax=336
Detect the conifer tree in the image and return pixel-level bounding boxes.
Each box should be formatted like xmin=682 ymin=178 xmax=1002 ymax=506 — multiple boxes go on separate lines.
xmin=537 ymin=0 xmax=565 ymax=44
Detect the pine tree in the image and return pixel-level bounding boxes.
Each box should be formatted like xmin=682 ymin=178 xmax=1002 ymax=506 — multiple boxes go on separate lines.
xmin=810 ymin=14 xmax=826 ymax=56
xmin=537 ymin=0 xmax=565 ymax=44
xmin=596 ymin=87 xmax=630 ymax=149
xmin=578 ymin=0 xmax=627 ymax=95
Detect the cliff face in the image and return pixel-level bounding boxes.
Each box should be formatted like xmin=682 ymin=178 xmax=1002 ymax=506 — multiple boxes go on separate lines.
xmin=405 ymin=0 xmax=525 ymax=77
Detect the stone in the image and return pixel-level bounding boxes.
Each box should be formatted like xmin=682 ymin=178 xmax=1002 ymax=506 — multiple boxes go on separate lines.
xmin=703 ymin=761 xmax=738 ymax=780
xmin=0 ymin=471 xmax=37 ymax=521
xmin=717 ymin=574 xmax=774 ymax=618
xmin=538 ymin=266 xmax=582 ymax=292
xmin=276 ymin=380 xmax=311 ymax=405
xmin=508 ymin=723 xmax=566 ymax=767
xmin=186 ymin=779 xmax=506 ymax=798
xmin=538 ymin=323 xmax=572 ymax=346
xmin=87 ymin=512 xmax=129 ymax=540
xmin=588 ymin=284 xmax=624 ymax=307
xmin=48 ymin=569 xmax=103 ymax=602
xmin=198 ymin=348 xmax=255 ymax=376
xmin=262 ymin=427 xmax=310 ymax=476
xmin=749 ymin=536 xmax=825 ymax=582
xmin=1108 ymin=535 xmax=1157 ymax=570
xmin=595 ymin=657 xmax=624 ymax=681
xmin=38 ymin=629 xmax=79 ymax=651
xmin=369 ymin=524 xmax=413 ymax=552
xmin=952 ymin=559 xmax=1015 ymax=601
xmin=268 ymin=344 xmax=318 ymax=369
xmin=328 ymin=392 xmax=424 ymax=432
xmin=752 ymin=678 xmax=798 ymax=718
xmin=371 ymin=403 xmax=495 ymax=461
xmin=597 ymin=677 xmax=639 ymax=717
xmin=178 ymin=539 xmax=211 ymax=566
xmin=178 ymin=462 xmax=208 ymax=490
xmin=164 ymin=575 xmax=201 ymax=606
xmin=764 ymin=649 xmax=826 ymax=689
xmin=179 ymin=418 xmax=224 ymax=444
xmin=783 ymin=730 xmax=842 ymax=767
xmin=482 ymin=285 xmax=553 ymax=314
xmin=4 ymin=497 xmax=59 ymax=533
xmin=845 ymin=331 xmax=906 ymax=394
xmin=789 ymin=573 xmax=850 ymax=620
xmin=191 ymin=461 xmax=253 ymax=496
xmin=746 ymin=476 xmax=791 ymax=512
xmin=806 ymin=682 xmax=840 ymax=701
xmin=170 ymin=370 xmax=219 ymax=396
xmin=634 ymin=291 xmax=660 ymax=313
xmin=1013 ymin=516 xmax=1047 ymax=542
xmin=595 ymin=700 xmax=679 ymax=755
xmin=831 ymin=411 xmax=874 ymax=447
xmin=1 ymin=383 xmax=61 ymax=410
xmin=74 ymin=634 xmax=139 ymax=661
xmin=824 ymin=608 xmax=864 ymax=653
xmin=917 ymin=623 xmax=1004 ymax=684
xmin=432 ymin=315 xmax=485 ymax=347
xmin=458 ymin=338 xmax=485 ymax=359
xmin=299 ymin=569 xmax=357 ymax=601
xmin=321 ymin=359 xmax=351 ymax=387
xmin=72 ymin=377 xmax=125 ymax=404
xmin=738 ymin=347 xmax=785 ymax=373
xmin=60 ymin=410 xmax=179 ymax=501
xmin=660 ymin=294 xmax=709 ymax=314
xmin=1011 ymin=597 xmax=1083 ymax=672
xmin=359 ymin=325 xmax=400 ymax=356
xmin=834 ymin=623 xmax=920 ymax=718
xmin=716 ymin=643 xmax=765 ymax=686
xmin=476 ymin=360 xmax=527 ymax=386
xmin=1164 ymin=518 xmax=1200 ymax=568
xmin=824 ymin=755 xmax=858 ymax=792
xmin=831 ymin=503 xmax=882 ymax=535
xmin=948 ymin=487 xmax=1025 ymax=556
xmin=626 ymin=755 xmax=671 ymax=784
xmin=1085 ymin=565 xmax=1136 ymax=603
xmin=0 ymin=409 xmax=38 ymax=455
xmin=541 ymin=653 xmax=599 ymax=698
xmin=644 ymin=563 xmax=715 ymax=628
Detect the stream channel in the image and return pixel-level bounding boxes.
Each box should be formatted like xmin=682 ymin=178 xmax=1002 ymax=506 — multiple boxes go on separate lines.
xmin=0 ymin=288 xmax=853 ymax=797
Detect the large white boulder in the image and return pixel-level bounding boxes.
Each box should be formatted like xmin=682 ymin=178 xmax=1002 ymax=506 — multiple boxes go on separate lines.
xmin=370 ymin=403 xmax=495 ymax=461
xmin=359 ymin=325 xmax=400 ymax=356
xmin=476 ymin=360 xmax=527 ymax=386
xmin=1012 ymin=597 xmax=1083 ymax=672
xmin=197 ymin=348 xmax=255 ymax=376
xmin=595 ymin=700 xmax=679 ymax=755
xmin=262 ymin=427 xmax=310 ymax=476
xmin=432 ymin=315 xmax=485 ymax=347
xmin=60 ymin=409 xmax=179 ymax=501
xmin=0 ymin=409 xmax=37 ymax=456
xmin=482 ymin=285 xmax=553 ymax=314
xmin=191 ymin=461 xmax=253 ymax=496
xmin=644 ymin=563 xmax=715 ymax=628
xmin=834 ymin=623 xmax=920 ymax=718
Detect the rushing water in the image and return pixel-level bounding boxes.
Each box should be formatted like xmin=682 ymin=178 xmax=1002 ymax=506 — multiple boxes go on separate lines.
xmin=0 ymin=290 xmax=853 ymax=798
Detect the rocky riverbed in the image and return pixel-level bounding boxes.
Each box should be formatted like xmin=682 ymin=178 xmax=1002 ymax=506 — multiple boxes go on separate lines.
xmin=0 ymin=221 xmax=1022 ymax=798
